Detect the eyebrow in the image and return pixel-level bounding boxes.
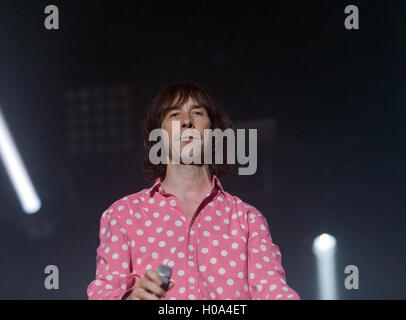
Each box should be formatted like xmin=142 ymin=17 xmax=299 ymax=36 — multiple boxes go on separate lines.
xmin=166 ymin=104 xmax=204 ymax=113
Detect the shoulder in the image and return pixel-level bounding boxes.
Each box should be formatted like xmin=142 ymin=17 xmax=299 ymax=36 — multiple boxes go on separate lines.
xmin=100 ymin=187 xmax=152 ymax=221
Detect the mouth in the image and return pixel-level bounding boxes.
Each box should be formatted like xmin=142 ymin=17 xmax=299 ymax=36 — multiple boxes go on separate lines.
xmin=180 ymin=136 xmax=194 ymax=142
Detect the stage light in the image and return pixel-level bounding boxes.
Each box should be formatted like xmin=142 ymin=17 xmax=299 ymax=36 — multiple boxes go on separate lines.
xmin=0 ymin=108 xmax=41 ymax=214
xmin=313 ymin=233 xmax=337 ymax=300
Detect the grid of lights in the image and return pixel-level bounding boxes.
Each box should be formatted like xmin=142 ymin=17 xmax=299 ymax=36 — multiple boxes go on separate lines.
xmin=64 ymin=85 xmax=135 ymax=155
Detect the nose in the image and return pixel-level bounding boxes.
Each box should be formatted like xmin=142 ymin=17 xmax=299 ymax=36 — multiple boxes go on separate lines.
xmin=181 ymin=116 xmax=193 ymax=129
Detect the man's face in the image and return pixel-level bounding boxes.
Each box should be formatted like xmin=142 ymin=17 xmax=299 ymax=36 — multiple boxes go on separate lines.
xmin=161 ymin=97 xmax=211 ymax=163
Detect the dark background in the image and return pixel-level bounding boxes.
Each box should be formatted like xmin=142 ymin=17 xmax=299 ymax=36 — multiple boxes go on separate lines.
xmin=0 ymin=0 xmax=405 ymax=299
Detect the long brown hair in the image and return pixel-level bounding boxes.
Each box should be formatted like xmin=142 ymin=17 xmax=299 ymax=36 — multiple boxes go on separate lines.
xmin=143 ymin=83 xmax=235 ymax=181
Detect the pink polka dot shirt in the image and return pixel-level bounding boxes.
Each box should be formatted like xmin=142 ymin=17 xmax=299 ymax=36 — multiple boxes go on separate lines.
xmin=87 ymin=175 xmax=300 ymax=300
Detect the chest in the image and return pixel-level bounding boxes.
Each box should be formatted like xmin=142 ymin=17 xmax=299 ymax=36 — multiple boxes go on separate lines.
xmin=177 ymin=197 xmax=202 ymax=221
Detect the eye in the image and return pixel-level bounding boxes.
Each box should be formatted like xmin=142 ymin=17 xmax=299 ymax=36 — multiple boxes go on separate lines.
xmin=194 ymin=111 xmax=203 ymax=115
xmin=170 ymin=112 xmax=180 ymax=117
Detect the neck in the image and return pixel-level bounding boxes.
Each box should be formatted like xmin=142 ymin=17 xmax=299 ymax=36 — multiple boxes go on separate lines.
xmin=162 ymin=164 xmax=212 ymax=198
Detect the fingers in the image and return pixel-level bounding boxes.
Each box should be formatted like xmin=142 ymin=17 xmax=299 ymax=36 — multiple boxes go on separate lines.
xmin=145 ymin=270 xmax=162 ymax=287
xmin=143 ymin=278 xmax=167 ymax=298
xmin=167 ymin=280 xmax=175 ymax=291
xmin=127 ymin=270 xmax=175 ymax=300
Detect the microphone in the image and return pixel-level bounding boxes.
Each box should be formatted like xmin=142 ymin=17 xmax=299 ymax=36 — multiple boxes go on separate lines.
xmin=156 ymin=264 xmax=172 ymax=291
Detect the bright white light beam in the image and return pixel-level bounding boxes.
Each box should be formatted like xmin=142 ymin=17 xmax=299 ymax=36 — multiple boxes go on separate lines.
xmin=312 ymin=233 xmax=337 ymax=300
xmin=0 ymin=107 xmax=41 ymax=214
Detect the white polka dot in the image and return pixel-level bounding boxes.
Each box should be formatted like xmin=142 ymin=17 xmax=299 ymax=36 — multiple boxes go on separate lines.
xmin=267 ymin=270 xmax=275 ymax=276
xmin=126 ymin=219 xmax=132 ymax=225
xmin=177 ymin=252 xmax=185 ymax=258
xmin=218 ymin=268 xmax=226 ymax=275
xmin=148 ymin=198 xmax=154 ymax=204
xmin=221 ymin=250 xmax=228 ymax=256
xmin=148 ymin=237 xmax=155 ymax=243
xmin=201 ymin=248 xmax=208 ymax=254
xmin=166 ymin=230 xmax=174 ymax=237
xmin=229 ymin=260 xmax=236 ymax=267
xmin=164 ymin=215 xmax=170 ymax=221
xmin=210 ymin=292 xmax=216 ymax=298
xmin=122 ymin=262 xmax=128 ymax=269
xmin=156 ymin=227 xmax=163 ymax=233
xmin=203 ymin=231 xmax=210 ymax=237
xmin=159 ymin=201 xmax=166 ymax=207
xmin=217 ymin=287 xmax=223 ymax=294
xmin=205 ymin=216 xmax=212 ymax=221
xmin=140 ymin=246 xmax=147 ymax=253
xmin=214 ymin=225 xmax=220 ymax=231
xmin=178 ymin=270 xmax=185 ymax=276
xmin=110 ymin=220 xmax=117 ymax=226
xmin=168 ymin=260 xmax=175 ymax=267
xmin=179 ymin=287 xmax=186 ymax=294
xmin=117 ymin=205 xmax=125 ymax=211
xmin=170 ymin=200 xmax=176 ymax=206
xmin=224 ymin=218 xmax=230 ymax=224
xmin=136 ymin=229 xmax=144 ymax=236
xmin=227 ymin=279 xmax=234 ymax=286
xmin=269 ymin=284 xmax=277 ymax=291
xmin=240 ymin=253 xmax=246 ymax=260
xmin=111 ymin=236 xmax=118 ymax=242
xmin=250 ymin=273 xmax=255 ymax=279
xmin=256 ymin=263 xmax=262 ymax=269
xmin=175 ymin=220 xmax=183 ymax=227
xmin=101 ymin=228 xmax=106 ymax=234
xmin=178 ymin=236 xmax=185 ymax=242
xmin=188 ymin=294 xmax=195 ymax=300
xmin=215 ymin=210 xmax=222 ymax=216
xmin=145 ymin=220 xmax=152 ymax=227
xmin=231 ymin=229 xmax=238 ymax=235
xmin=134 ymin=213 xmax=141 ymax=219
xmin=158 ymin=241 xmax=166 ymax=247
xmin=106 ymin=275 xmax=113 ymax=281
xmin=238 ymin=272 xmax=244 ymax=279
xmin=210 ymin=257 xmax=217 ymax=264
xmin=208 ymin=276 xmax=215 ymax=283
xmin=112 ymin=253 xmax=119 ymax=260
xmin=212 ymin=239 xmax=219 ymax=246
xmin=151 ymin=252 xmax=158 ymax=259
xmin=199 ymin=265 xmax=206 ymax=272
xmin=188 ymin=277 xmax=195 ymax=284
xmin=231 ymin=243 xmax=239 ymax=249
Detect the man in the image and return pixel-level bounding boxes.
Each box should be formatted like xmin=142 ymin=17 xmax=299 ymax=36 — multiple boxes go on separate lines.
xmin=87 ymin=83 xmax=300 ymax=300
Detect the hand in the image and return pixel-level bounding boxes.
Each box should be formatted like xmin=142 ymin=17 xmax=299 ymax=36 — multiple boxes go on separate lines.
xmin=125 ymin=269 xmax=175 ymax=300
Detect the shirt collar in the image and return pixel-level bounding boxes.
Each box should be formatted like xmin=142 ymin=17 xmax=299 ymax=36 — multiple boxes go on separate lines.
xmin=149 ymin=174 xmax=226 ymax=198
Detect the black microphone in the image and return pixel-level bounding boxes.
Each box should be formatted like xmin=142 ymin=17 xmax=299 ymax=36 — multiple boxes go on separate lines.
xmin=156 ymin=265 xmax=172 ymax=291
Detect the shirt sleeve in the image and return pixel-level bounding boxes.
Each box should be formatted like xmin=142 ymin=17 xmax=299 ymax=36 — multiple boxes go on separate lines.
xmin=87 ymin=198 xmax=136 ymax=300
xmin=246 ymin=206 xmax=301 ymax=300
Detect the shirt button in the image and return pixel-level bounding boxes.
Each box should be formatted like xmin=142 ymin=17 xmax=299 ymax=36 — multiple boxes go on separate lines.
xmin=190 ymin=286 xmax=195 ymax=290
